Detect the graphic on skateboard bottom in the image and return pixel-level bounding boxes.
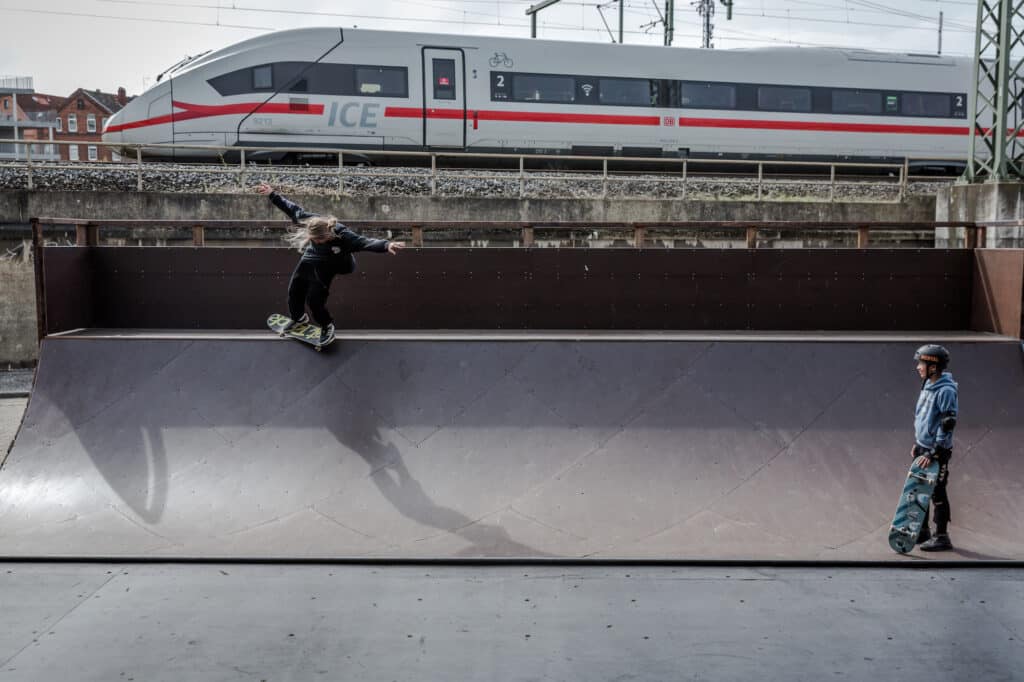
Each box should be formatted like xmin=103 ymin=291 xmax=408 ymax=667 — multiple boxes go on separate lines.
xmin=888 ymin=459 xmax=941 ymax=554
xmin=267 ymin=313 xmax=333 ymax=351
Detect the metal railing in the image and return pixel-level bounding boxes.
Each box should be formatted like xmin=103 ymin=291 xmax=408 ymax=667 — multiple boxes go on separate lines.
xmin=31 ymin=217 xmax=987 ymax=250
xmin=0 ymin=139 xmax=953 ymax=202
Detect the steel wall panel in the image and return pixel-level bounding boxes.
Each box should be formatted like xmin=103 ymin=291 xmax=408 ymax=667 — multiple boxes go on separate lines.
xmin=40 ymin=247 xmax=975 ymax=331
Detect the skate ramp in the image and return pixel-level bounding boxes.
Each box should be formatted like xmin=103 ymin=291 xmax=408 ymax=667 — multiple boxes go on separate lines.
xmin=1 ymin=334 xmax=1022 ymax=561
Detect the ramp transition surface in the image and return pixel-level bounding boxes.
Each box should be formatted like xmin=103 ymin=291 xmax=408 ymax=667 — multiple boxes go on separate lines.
xmin=2 ymin=335 xmax=1022 ymax=561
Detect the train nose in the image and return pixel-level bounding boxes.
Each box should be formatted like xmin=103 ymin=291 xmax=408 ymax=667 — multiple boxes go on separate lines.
xmin=101 ymin=111 xmax=124 ymax=147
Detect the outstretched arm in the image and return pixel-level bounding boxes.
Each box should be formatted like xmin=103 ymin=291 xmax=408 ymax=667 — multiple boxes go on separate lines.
xmin=257 ymin=183 xmax=317 ymax=224
xmin=334 ymin=225 xmax=405 ymax=254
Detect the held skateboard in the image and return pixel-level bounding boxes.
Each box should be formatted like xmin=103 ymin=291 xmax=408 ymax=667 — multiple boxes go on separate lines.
xmin=888 ymin=458 xmax=941 ymax=554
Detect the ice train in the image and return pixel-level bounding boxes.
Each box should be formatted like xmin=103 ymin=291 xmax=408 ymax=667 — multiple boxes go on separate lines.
xmin=103 ymin=27 xmax=983 ymax=166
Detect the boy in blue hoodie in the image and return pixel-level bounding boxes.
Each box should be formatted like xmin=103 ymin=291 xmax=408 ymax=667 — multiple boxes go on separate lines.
xmin=911 ymin=344 xmax=959 ymax=552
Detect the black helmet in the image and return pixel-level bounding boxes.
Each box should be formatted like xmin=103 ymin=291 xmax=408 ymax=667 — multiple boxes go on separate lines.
xmin=914 ymin=344 xmax=950 ymax=371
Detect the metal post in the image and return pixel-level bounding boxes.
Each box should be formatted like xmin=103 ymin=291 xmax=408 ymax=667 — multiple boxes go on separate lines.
xmin=338 ymin=151 xmax=345 ymax=195
xmin=900 ymin=158 xmax=909 ymax=202
xmin=239 ymin=149 xmax=247 ymax=190
xmin=76 ymin=222 xmax=99 ymax=247
xmin=519 ymin=156 xmax=525 ymax=198
xmin=757 ymin=163 xmax=763 ymax=201
xmin=829 ymin=165 xmax=836 ymax=203
xmin=522 ymin=224 xmax=534 ymax=247
xmin=136 ymin=147 xmax=143 ymax=191
xmin=857 ymin=226 xmax=870 ymax=249
xmin=430 ymin=154 xmax=437 ymax=196
xmin=31 ymin=217 xmax=47 ymax=342
xmin=681 ymin=159 xmax=687 ymax=200
xmin=619 ymin=0 xmax=624 ymax=43
xmin=602 ymin=158 xmax=608 ymax=199
xmin=25 ymin=141 xmax=33 ymax=190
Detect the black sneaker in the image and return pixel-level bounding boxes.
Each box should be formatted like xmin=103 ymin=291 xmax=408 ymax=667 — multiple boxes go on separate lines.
xmin=283 ymin=313 xmax=309 ymax=331
xmin=919 ymin=533 xmax=953 ymax=552
xmin=319 ymin=323 xmax=335 ymax=344
xmin=916 ymin=527 xmax=932 ymax=545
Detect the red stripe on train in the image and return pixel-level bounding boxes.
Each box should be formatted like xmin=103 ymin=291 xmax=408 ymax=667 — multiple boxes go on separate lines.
xmin=386 ymin=106 xmax=971 ymax=135
xmin=106 ymin=100 xmax=985 ymax=137
xmin=105 ymin=100 xmax=324 ymax=133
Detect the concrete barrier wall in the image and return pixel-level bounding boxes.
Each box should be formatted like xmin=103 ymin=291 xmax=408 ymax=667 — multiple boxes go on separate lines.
xmin=0 ymin=259 xmax=37 ymax=366
xmin=1 ymin=191 xmax=936 ymax=227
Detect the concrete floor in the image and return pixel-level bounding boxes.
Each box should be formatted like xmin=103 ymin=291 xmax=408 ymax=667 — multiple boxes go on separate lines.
xmin=1 ymin=564 xmax=1021 ymax=681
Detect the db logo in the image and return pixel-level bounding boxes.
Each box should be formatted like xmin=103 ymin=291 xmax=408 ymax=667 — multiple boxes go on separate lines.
xmin=663 ymin=116 xmax=675 ymax=126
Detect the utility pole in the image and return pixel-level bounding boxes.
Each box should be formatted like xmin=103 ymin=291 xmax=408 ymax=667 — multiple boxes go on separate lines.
xmin=693 ymin=0 xmax=732 ymax=48
xmin=694 ymin=0 xmax=714 ymax=48
xmin=665 ymin=0 xmax=674 ymax=45
xmin=619 ymin=0 xmax=624 ymax=44
xmin=525 ymin=0 xmax=563 ymax=38
xmin=963 ymin=0 xmax=1024 ymax=182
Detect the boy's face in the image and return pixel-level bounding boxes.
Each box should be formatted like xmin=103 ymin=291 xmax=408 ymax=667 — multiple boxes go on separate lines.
xmin=916 ymin=361 xmax=930 ymax=379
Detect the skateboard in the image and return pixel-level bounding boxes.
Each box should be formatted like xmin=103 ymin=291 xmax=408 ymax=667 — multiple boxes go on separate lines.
xmin=267 ymin=313 xmax=334 ymax=351
xmin=888 ymin=458 xmax=941 ymax=554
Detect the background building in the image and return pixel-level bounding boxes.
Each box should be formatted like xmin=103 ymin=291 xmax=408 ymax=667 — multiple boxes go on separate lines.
xmin=54 ymin=87 xmax=131 ymax=162
xmin=0 ymin=76 xmax=61 ymax=162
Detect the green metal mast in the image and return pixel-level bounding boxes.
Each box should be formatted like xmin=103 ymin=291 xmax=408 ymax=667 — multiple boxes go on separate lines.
xmin=964 ymin=0 xmax=1024 ymax=182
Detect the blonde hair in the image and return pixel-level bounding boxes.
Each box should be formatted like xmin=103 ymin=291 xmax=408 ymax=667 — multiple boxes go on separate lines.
xmin=284 ymin=215 xmax=337 ymax=252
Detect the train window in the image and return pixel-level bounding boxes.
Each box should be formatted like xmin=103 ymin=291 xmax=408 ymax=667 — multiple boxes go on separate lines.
xmin=831 ymin=90 xmax=882 ymax=115
xmin=902 ymin=92 xmax=951 ymax=117
xmin=576 ymin=79 xmax=598 ymax=104
xmin=951 ymin=93 xmax=967 ymax=118
xmin=433 ymin=59 xmax=456 ymax=100
xmin=252 ymin=65 xmax=273 ymax=90
xmin=491 ymin=72 xmax=510 ymax=100
xmin=512 ymin=74 xmax=575 ymax=103
xmin=598 ymin=78 xmax=655 ymax=107
xmin=355 ymin=66 xmax=408 ymax=97
xmin=757 ymin=86 xmax=811 ymax=112
xmin=678 ymin=82 xmax=736 ymax=109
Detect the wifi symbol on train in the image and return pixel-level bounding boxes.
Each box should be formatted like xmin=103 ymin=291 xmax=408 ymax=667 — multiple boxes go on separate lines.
xmin=581 ymin=83 xmax=594 ymax=97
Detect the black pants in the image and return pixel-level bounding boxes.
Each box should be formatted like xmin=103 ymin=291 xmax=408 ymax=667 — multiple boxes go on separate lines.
xmin=287 ymin=261 xmax=336 ymax=328
xmin=919 ymin=447 xmax=952 ymax=534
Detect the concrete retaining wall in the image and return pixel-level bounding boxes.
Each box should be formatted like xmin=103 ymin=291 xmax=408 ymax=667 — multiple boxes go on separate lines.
xmin=1 ymin=191 xmax=936 ymax=227
xmin=0 ymin=259 xmax=36 ymax=367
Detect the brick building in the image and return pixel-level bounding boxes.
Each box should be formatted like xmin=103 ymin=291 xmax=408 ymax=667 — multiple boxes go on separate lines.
xmin=55 ymin=88 xmax=130 ymax=162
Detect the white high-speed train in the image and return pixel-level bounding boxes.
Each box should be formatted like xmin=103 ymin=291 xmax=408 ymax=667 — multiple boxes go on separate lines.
xmin=104 ymin=27 xmax=981 ymax=165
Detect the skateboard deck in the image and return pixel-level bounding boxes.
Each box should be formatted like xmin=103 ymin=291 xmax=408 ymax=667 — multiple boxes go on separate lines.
xmin=888 ymin=458 xmax=941 ymax=554
xmin=267 ymin=313 xmax=333 ymax=351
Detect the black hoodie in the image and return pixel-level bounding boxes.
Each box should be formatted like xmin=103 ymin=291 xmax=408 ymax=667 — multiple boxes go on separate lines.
xmin=269 ymin=191 xmax=389 ymax=274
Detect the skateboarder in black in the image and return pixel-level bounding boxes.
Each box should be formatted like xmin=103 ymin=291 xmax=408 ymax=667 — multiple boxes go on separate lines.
xmin=258 ymin=183 xmax=404 ymax=343
xmin=911 ymin=344 xmax=959 ymax=551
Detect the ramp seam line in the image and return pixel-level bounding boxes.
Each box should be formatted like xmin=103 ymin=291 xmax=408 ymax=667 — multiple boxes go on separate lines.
xmin=505 ymin=340 xmax=719 ymax=511
xmin=0 ymin=569 xmax=122 ymax=670
xmin=617 ymin=355 xmax=880 ymax=554
xmin=392 ymin=341 xmax=541 ymax=448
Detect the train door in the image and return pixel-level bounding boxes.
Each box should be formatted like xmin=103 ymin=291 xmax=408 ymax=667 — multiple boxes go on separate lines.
xmin=422 ymin=48 xmax=465 ymax=148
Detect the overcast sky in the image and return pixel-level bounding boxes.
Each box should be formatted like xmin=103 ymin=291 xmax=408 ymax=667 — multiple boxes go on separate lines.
xmin=0 ymin=0 xmax=982 ymax=97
